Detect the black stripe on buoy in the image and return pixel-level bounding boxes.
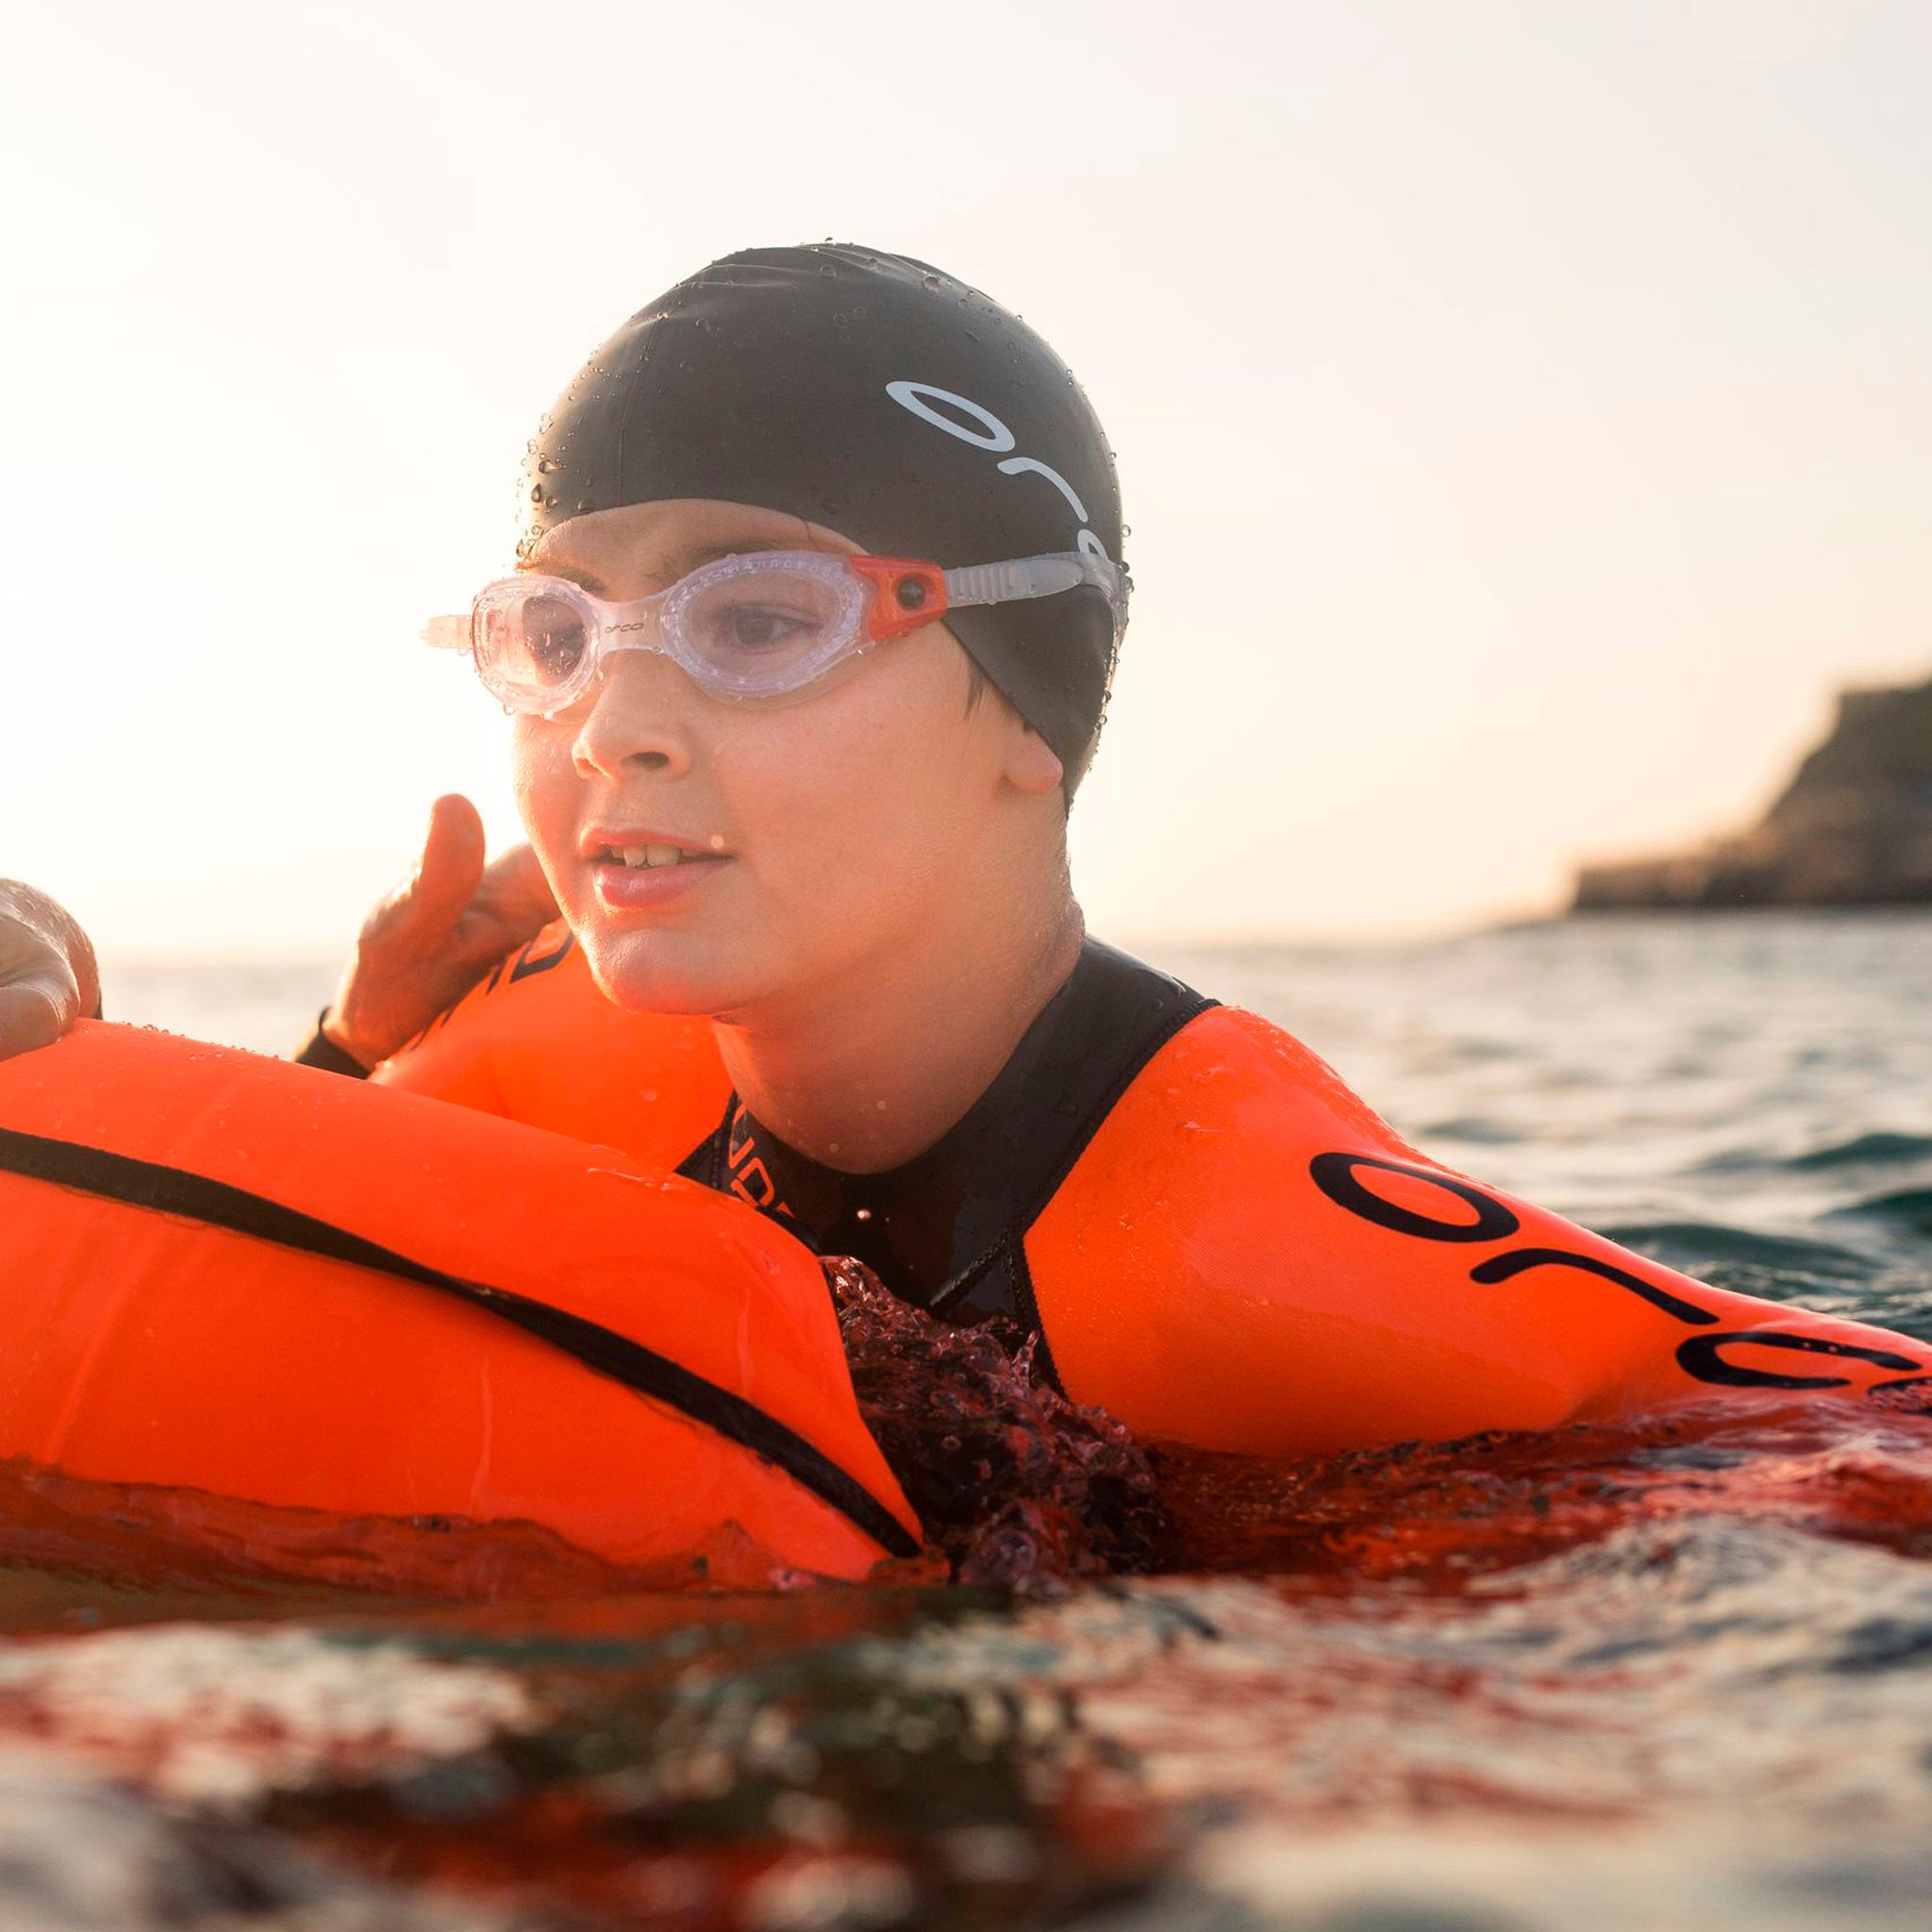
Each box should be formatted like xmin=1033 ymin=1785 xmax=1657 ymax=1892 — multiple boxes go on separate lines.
xmin=0 ymin=1125 xmax=920 ymax=1560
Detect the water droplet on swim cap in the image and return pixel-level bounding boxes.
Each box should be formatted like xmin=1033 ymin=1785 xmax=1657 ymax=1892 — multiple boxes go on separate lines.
xmin=517 ymin=243 xmax=1124 ymax=791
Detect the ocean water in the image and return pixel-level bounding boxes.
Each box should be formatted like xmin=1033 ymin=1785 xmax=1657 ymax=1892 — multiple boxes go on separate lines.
xmin=11 ymin=910 xmax=1931 ymax=1931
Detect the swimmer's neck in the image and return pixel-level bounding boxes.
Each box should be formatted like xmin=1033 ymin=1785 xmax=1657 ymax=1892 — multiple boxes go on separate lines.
xmin=709 ymin=885 xmax=1086 ymax=1174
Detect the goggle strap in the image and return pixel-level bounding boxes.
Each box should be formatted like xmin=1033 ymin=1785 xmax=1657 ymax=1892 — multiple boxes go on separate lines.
xmin=943 ymin=553 xmax=1125 ymax=618
xmin=944 ymin=556 xmax=1089 ymax=609
xmin=422 ymin=615 xmax=473 ymax=653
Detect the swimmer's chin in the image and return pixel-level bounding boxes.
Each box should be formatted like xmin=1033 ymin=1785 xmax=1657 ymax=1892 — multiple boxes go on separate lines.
xmin=577 ymin=930 xmax=759 ymax=1020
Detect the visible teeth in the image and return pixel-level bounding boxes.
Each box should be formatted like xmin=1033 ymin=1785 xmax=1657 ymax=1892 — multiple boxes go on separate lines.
xmin=613 ymin=844 xmax=683 ymax=869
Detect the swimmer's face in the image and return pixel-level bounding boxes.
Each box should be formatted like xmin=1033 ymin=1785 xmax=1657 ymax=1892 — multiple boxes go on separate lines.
xmin=511 ymin=499 xmax=1064 ymax=1019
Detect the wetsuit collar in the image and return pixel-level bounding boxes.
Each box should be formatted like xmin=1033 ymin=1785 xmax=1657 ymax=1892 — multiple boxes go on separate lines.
xmin=678 ymin=939 xmax=1213 ymax=1320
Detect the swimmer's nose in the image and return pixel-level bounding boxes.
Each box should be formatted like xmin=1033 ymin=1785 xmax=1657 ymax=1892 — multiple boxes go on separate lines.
xmin=571 ymin=650 xmax=698 ymax=782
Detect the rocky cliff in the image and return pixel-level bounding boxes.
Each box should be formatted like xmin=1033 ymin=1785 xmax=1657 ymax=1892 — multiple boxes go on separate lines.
xmin=1572 ymin=670 xmax=1932 ymax=909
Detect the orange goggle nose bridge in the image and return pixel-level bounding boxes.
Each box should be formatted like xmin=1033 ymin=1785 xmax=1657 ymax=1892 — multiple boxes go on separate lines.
xmin=851 ymin=558 xmax=948 ymax=641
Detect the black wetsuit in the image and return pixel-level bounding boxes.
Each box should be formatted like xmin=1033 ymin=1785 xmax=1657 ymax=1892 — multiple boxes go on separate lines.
xmin=673 ymin=941 xmax=1213 ymax=1373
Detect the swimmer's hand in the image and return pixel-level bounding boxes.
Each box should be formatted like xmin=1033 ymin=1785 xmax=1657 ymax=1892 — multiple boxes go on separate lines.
xmin=0 ymin=883 xmax=100 ymax=1064
xmin=321 ymin=794 xmax=558 ymax=1069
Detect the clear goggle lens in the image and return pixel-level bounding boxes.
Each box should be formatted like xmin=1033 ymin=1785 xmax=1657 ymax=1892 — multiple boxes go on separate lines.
xmin=475 ymin=587 xmax=591 ymax=695
xmin=674 ymin=561 xmax=860 ymax=692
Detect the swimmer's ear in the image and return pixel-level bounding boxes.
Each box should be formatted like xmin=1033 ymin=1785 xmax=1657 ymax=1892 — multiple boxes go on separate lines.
xmin=1002 ymin=720 xmax=1065 ymax=797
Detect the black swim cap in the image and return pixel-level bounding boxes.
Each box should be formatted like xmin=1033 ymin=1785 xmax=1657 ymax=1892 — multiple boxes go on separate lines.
xmin=520 ymin=244 xmax=1124 ymax=791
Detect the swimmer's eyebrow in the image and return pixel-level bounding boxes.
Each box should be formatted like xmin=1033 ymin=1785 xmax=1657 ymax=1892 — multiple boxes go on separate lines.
xmin=517 ymin=539 xmax=808 ymax=598
xmin=525 ymin=560 xmax=614 ymax=595
xmin=671 ymin=539 xmax=808 ymax=574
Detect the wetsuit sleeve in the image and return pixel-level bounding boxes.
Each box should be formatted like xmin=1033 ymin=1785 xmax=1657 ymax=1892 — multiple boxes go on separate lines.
xmin=292 ymin=1010 xmax=369 ymax=1079
xmin=1024 ymin=1006 xmax=1930 ymax=1457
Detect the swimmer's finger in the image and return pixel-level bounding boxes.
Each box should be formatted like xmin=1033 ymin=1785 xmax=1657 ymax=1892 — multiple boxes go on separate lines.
xmin=325 ymin=799 xmax=505 ymax=1068
xmin=402 ymin=794 xmax=489 ymax=938
xmin=475 ymin=842 xmax=558 ymax=939
xmin=0 ymin=886 xmax=92 ymax=1064
xmin=364 ymin=795 xmax=486 ymax=950
xmin=0 ymin=976 xmax=78 ymax=1063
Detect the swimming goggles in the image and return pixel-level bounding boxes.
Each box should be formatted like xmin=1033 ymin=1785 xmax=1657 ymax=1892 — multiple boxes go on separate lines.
xmin=423 ymin=548 xmax=1126 ymax=716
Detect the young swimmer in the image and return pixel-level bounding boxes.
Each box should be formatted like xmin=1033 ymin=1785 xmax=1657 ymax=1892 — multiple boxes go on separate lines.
xmin=5 ymin=244 xmax=1928 ymax=1456
xmin=385 ymin=243 xmax=1183 ymax=1341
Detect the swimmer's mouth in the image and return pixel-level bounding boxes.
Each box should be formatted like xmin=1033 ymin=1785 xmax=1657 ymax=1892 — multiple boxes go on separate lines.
xmin=584 ymin=836 xmax=729 ymax=871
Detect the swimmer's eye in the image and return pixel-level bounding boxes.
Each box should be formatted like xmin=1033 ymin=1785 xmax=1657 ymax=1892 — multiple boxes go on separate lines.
xmin=487 ymin=594 xmax=588 ymax=683
xmin=711 ymin=601 xmax=820 ymax=652
xmin=525 ymin=608 xmax=590 ymax=677
xmin=683 ymin=569 xmax=847 ymax=664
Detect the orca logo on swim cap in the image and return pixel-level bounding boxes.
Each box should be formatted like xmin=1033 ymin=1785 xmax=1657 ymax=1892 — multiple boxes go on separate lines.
xmin=886 ymin=379 xmax=1111 ymax=566
xmin=886 ymin=381 xmax=1015 ymax=453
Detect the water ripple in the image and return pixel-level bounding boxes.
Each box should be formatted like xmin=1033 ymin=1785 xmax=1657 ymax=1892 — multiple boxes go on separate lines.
xmin=1789 ymin=1132 xmax=1932 ymax=1172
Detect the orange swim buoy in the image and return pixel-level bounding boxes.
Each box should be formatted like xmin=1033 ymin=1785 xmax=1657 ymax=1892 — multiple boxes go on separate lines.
xmin=373 ymin=920 xmax=727 ymax=1167
xmin=0 ymin=1023 xmax=919 ymax=1586
xmin=1026 ymin=1007 xmax=1932 ymax=1455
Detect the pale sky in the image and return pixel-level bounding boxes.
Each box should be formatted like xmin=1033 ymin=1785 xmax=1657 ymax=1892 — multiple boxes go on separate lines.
xmin=3 ymin=0 xmax=1926 ymax=958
